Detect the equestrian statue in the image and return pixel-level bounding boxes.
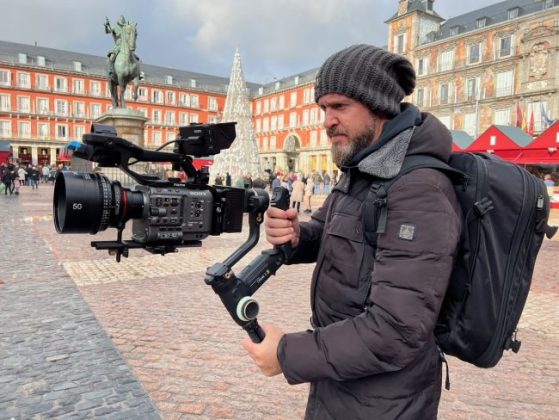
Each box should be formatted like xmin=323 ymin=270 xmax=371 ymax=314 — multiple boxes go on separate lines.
xmin=104 ymin=15 xmax=142 ymax=108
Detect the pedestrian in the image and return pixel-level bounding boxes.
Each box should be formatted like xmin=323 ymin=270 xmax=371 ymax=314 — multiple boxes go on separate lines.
xmin=225 ymin=172 xmax=232 ymax=187
xmin=242 ymin=44 xmax=462 ymax=419
xmin=323 ymin=172 xmax=331 ymax=194
xmin=303 ymin=177 xmax=313 ymax=213
xmin=17 ymin=166 xmax=27 ymax=187
xmin=290 ymin=174 xmax=304 ymax=214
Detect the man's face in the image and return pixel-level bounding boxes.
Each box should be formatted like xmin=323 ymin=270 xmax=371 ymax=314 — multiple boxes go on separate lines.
xmin=317 ymin=93 xmax=378 ymax=166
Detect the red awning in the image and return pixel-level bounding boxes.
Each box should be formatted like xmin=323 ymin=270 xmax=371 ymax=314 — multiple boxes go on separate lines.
xmin=57 ymin=152 xmax=72 ymax=162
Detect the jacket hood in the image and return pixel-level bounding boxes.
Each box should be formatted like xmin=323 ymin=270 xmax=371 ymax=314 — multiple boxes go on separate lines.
xmin=340 ymin=103 xmax=453 ymax=179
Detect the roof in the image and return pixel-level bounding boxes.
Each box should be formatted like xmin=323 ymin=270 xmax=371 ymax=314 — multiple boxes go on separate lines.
xmin=0 ymin=140 xmax=11 ymax=151
xmin=0 ymin=39 xmax=261 ymax=95
xmin=450 ymin=130 xmax=475 ymax=149
xmin=386 ymin=0 xmax=444 ymax=22
xmin=425 ymin=0 xmax=557 ymax=44
xmin=494 ymin=125 xmax=534 ymax=146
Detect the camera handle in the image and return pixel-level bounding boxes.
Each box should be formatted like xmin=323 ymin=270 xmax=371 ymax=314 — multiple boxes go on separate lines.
xmin=205 ymin=187 xmax=292 ymax=343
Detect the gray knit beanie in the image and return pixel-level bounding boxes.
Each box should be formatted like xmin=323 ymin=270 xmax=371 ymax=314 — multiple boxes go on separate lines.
xmin=314 ymin=44 xmax=416 ymax=117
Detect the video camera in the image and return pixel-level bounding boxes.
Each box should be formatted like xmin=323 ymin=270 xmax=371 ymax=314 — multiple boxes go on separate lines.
xmin=53 ymin=123 xmax=292 ymax=343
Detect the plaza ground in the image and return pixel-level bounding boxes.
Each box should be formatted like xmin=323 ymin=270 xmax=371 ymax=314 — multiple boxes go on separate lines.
xmin=0 ymin=184 xmax=557 ymax=419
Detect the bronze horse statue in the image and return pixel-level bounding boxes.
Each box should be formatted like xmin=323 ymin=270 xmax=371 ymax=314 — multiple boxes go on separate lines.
xmin=107 ymin=22 xmax=141 ymax=108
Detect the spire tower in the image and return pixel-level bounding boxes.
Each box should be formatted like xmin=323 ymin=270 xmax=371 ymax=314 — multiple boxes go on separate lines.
xmin=209 ymin=49 xmax=261 ymax=183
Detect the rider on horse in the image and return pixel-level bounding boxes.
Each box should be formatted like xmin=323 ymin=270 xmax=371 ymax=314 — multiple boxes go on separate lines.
xmin=104 ymin=15 xmax=140 ymax=77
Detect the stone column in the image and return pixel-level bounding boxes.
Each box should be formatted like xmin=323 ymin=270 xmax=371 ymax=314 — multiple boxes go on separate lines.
xmin=50 ymin=147 xmax=57 ymax=166
xmin=31 ymin=146 xmax=38 ymax=165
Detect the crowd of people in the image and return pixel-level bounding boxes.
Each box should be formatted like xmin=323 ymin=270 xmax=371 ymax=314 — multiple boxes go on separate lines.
xmin=0 ymin=159 xmax=63 ymax=196
xmin=212 ymin=170 xmax=338 ymax=214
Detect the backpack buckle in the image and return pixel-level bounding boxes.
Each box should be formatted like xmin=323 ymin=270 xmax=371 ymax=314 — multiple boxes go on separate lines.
xmin=473 ymin=197 xmax=494 ymax=217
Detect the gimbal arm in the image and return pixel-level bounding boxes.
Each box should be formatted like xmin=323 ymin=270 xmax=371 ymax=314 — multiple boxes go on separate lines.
xmin=204 ymin=187 xmax=292 ymax=343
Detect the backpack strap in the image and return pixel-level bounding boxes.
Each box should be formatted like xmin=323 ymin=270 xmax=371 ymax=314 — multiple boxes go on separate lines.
xmin=363 ymin=154 xmax=466 ymax=251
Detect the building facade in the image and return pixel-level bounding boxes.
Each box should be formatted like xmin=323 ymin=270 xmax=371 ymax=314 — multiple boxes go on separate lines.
xmin=1 ymin=0 xmax=558 ymax=178
xmin=0 ymin=41 xmax=231 ymax=167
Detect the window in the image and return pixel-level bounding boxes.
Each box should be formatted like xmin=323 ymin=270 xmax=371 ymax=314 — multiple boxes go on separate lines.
xmin=290 ymin=92 xmax=297 ymax=107
xmin=310 ymin=108 xmax=319 ymax=125
xmin=468 ymin=43 xmax=481 ymax=64
xmin=208 ymin=97 xmax=218 ymax=111
xmin=190 ymin=79 xmax=196 ymax=88
xmin=438 ymin=115 xmax=452 ymax=129
xmin=54 ymin=77 xmax=67 ymax=92
xmin=416 ymin=87 xmax=426 ymax=107
xmin=270 ymin=97 xmax=278 ymax=111
xmin=476 ymin=18 xmax=486 ymax=29
xmin=255 ymin=119 xmax=261 ymax=133
xmin=153 ymin=131 xmax=162 ymax=146
xmin=270 ymin=136 xmax=276 ymax=149
xmin=152 ymin=90 xmax=163 ymax=104
xmin=271 ymin=116 xmax=278 ymax=131
xmin=74 ymin=125 xmax=85 ymax=139
xmin=38 ymin=123 xmax=49 ymax=138
xmin=73 ymin=61 xmax=82 ymax=72
xmin=439 ymin=50 xmax=455 ymax=72
xmin=18 ymin=53 xmax=27 ymax=64
xmin=278 ymin=115 xmax=284 ymax=130
xmin=90 ymin=81 xmax=101 ymax=96
xmin=0 ymin=69 xmax=11 ymax=86
xmin=494 ymin=109 xmax=511 ymax=126
xmin=17 ymin=72 xmax=30 ymax=88
xmin=289 ymin=112 xmax=297 ymax=128
xmin=450 ymin=26 xmax=459 ymax=36
xmin=17 ymin=96 xmax=30 ymax=113
xmin=0 ymin=95 xmax=11 ymax=111
xmin=544 ymin=0 xmax=554 ymax=8
xmin=463 ymin=112 xmax=477 ymax=136
xmin=263 ymin=99 xmax=269 ymax=113
xmin=36 ymin=74 xmax=49 ymax=90
xmin=0 ymin=121 xmax=11 ymax=136
xmin=152 ymin=109 xmax=161 ymax=123
xmin=439 ymin=83 xmax=450 ymax=105
xmin=279 ymin=95 xmax=285 ymax=109
xmin=37 ymin=56 xmax=46 ymax=67
xmin=165 ymin=75 xmax=173 ymax=84
xmin=73 ymin=101 xmax=85 ymax=118
xmin=56 ymin=124 xmax=68 ymax=139
xmin=18 ymin=121 xmax=30 ymax=137
xmin=189 ymin=113 xmax=199 ymax=123
xmin=165 ymin=111 xmax=175 ymax=125
xmin=73 ymin=79 xmax=84 ymax=94
xmin=90 ymin=103 xmax=101 ymax=118
xmin=166 ymin=91 xmax=176 ymax=105
xmin=255 ymin=101 xmax=262 ymax=115
xmin=263 ymin=118 xmax=269 ymax=132
xmin=303 ymin=88 xmax=313 ymax=105
xmin=417 ymin=57 xmax=429 ymax=76
xmin=37 ymin=98 xmax=49 ymax=114
xmin=55 ymin=100 xmax=67 ymax=116
xmin=498 ymin=36 xmax=512 ymax=58
xmin=137 ymin=87 xmax=147 ymax=101
xmin=190 ymin=95 xmax=199 ymax=108
xmin=495 ymin=70 xmax=514 ymax=97
xmin=395 ymin=33 xmax=406 ymax=54
xmin=310 ymin=130 xmax=318 ymax=147
xmin=180 ymin=112 xmax=188 ymax=125
xmin=466 ymin=78 xmax=480 ymax=101
xmin=508 ymin=8 xmax=519 ymax=20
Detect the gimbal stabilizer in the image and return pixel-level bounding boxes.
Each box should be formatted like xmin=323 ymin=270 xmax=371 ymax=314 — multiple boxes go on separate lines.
xmin=205 ymin=187 xmax=292 ymax=343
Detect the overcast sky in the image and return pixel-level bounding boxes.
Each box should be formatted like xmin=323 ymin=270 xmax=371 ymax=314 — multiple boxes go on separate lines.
xmin=0 ymin=0 xmax=498 ymax=84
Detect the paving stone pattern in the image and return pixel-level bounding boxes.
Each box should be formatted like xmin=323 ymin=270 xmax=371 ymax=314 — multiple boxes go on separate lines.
xmin=1 ymin=185 xmax=558 ymax=419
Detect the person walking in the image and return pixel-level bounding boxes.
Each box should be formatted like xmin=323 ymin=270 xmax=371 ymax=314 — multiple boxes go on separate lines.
xmin=242 ymin=44 xmax=462 ymax=420
xmin=290 ymin=174 xmax=305 ymax=214
xmin=303 ymin=177 xmax=313 ymax=213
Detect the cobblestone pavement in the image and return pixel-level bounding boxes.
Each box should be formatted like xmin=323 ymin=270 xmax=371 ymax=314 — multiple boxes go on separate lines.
xmin=1 ymin=184 xmax=558 ymax=419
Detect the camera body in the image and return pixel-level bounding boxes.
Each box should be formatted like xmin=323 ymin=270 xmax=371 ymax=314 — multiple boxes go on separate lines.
xmin=130 ymin=183 xmax=245 ymax=246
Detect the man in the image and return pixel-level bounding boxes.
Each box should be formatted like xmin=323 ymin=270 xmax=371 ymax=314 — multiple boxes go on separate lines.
xmin=242 ymin=44 xmax=462 ymax=419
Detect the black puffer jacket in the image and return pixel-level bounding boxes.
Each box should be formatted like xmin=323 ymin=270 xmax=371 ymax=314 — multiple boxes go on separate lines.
xmin=277 ymin=105 xmax=462 ymax=419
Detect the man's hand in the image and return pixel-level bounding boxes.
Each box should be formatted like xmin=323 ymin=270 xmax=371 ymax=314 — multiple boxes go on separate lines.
xmin=265 ymin=207 xmax=300 ymax=248
xmin=241 ymin=324 xmax=284 ymax=377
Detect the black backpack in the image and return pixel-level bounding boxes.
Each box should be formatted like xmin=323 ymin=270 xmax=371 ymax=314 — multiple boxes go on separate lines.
xmin=363 ymin=152 xmax=557 ymax=374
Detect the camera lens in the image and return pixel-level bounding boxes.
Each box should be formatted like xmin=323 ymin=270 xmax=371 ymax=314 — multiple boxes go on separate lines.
xmin=53 ymin=171 xmax=145 ymax=234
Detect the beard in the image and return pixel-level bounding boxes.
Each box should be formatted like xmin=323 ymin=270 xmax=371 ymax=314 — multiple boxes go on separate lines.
xmin=330 ymin=125 xmax=376 ymax=167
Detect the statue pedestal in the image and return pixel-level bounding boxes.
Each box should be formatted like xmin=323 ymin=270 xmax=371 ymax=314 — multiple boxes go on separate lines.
xmin=95 ymin=108 xmax=148 ymax=147
xmin=72 ymin=108 xmax=149 ymax=186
